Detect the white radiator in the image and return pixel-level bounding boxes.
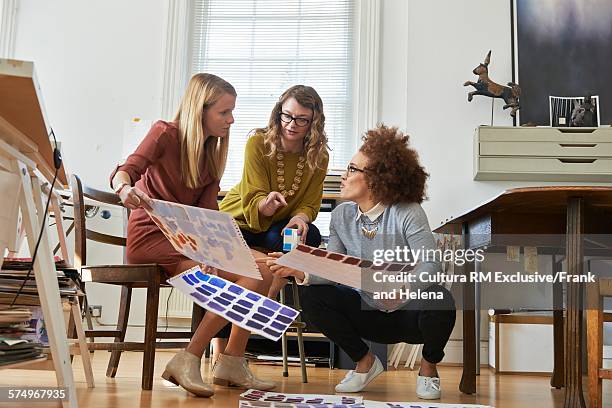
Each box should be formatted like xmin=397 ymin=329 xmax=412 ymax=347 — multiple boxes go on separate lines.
xmin=159 ymin=287 xmax=193 ymax=319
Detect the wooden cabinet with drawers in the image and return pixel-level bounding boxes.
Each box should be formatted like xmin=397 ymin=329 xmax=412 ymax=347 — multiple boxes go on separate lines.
xmin=474 ymin=126 xmax=612 ymax=181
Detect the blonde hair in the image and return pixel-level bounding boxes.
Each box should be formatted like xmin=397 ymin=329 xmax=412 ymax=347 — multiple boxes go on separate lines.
xmin=255 ymin=85 xmax=329 ymax=170
xmin=174 ymin=73 xmax=236 ymax=188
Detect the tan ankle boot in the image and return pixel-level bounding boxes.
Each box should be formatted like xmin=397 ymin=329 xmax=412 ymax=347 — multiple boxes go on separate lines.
xmin=161 ymin=350 xmax=214 ymax=397
xmin=212 ymin=353 xmax=276 ymax=390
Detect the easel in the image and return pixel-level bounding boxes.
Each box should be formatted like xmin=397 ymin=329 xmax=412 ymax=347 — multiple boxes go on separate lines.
xmin=0 ymin=58 xmax=77 ymax=408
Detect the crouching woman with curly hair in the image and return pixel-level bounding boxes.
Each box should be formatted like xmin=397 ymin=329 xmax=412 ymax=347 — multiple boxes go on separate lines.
xmin=267 ymin=125 xmax=456 ymax=400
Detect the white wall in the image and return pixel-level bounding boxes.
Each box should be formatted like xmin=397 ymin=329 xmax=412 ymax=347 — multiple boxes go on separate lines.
xmin=14 ymin=0 xmax=166 ymax=191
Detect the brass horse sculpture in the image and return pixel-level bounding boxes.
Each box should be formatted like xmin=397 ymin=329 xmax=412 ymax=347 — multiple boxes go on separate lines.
xmin=463 ymin=50 xmax=521 ymax=117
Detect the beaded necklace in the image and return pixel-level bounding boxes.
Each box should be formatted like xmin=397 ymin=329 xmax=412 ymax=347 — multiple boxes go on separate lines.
xmin=276 ymin=152 xmax=306 ymax=198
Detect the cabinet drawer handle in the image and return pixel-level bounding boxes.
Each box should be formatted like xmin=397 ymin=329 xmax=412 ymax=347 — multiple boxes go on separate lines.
xmin=557 ymin=128 xmax=597 ymax=134
xmin=559 ymin=143 xmax=597 ymax=148
xmin=557 ymin=158 xmax=596 ymax=164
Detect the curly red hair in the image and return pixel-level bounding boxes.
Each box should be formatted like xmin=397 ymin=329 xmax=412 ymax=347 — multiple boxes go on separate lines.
xmin=359 ymin=125 xmax=428 ymax=204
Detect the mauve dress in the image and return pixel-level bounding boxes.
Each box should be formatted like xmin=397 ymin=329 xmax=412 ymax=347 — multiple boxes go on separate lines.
xmin=110 ymin=120 xmax=220 ymax=276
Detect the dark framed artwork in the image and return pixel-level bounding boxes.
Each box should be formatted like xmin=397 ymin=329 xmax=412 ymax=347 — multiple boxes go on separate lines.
xmin=511 ymin=0 xmax=612 ymax=126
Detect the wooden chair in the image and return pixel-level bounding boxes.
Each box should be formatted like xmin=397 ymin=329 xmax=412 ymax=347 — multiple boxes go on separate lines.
xmin=587 ymin=277 xmax=612 ymax=408
xmin=69 ymin=174 xmax=203 ymax=390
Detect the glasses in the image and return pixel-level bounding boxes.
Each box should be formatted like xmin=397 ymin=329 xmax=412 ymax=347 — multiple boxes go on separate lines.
xmin=279 ymin=112 xmax=311 ymax=127
xmin=346 ymin=164 xmax=366 ymax=176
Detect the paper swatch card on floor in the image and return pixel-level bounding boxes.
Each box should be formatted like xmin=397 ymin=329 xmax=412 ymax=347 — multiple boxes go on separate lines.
xmin=147 ymin=199 xmax=260 ymax=279
xmin=365 ymin=402 xmax=492 ymax=408
xmin=240 ymin=390 xmax=363 ymax=405
xmin=168 ymin=267 xmax=298 ymax=341
xmin=239 ymin=402 xmax=364 ymax=408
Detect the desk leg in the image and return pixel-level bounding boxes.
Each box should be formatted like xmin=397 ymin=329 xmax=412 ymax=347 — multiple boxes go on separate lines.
xmin=564 ymin=197 xmax=586 ymax=408
xmin=551 ymin=256 xmax=565 ymax=389
xmin=460 ymin=260 xmax=477 ymax=395
xmin=475 ymin=260 xmax=481 ymax=376
xmin=16 ymin=163 xmax=77 ymax=408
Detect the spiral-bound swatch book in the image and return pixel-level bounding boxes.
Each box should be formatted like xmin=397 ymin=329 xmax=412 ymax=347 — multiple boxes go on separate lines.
xmin=168 ymin=266 xmax=299 ymax=341
xmin=146 ymin=199 xmax=261 ymax=280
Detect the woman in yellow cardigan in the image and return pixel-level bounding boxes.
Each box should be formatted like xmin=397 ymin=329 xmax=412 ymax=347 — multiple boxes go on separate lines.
xmin=220 ymin=85 xmax=329 ymax=252
xmin=212 ymin=85 xmax=329 ymax=361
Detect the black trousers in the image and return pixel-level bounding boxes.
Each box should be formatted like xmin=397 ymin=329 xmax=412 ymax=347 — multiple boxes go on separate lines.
xmin=301 ymin=284 xmax=456 ymax=364
xmin=213 ymin=219 xmax=322 ymax=338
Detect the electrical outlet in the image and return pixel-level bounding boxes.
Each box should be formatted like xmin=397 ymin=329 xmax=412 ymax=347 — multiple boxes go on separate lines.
xmin=89 ymin=305 xmax=102 ymax=318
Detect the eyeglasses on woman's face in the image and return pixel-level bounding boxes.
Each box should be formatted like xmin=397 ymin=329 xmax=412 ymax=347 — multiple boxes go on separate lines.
xmin=279 ymin=112 xmax=311 ymax=127
xmin=345 ymin=164 xmax=366 ymax=177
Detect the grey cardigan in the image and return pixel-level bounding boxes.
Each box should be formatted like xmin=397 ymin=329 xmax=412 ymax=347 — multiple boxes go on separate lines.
xmin=301 ymin=201 xmax=441 ymax=312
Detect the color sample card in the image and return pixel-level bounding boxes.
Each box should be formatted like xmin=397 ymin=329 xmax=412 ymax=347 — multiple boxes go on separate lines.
xmin=146 ymin=198 xmax=261 ymax=279
xmin=239 ymin=401 xmax=490 ymax=408
xmin=369 ymin=403 xmax=492 ymax=408
xmin=168 ymin=267 xmax=298 ymax=341
xmin=240 ymin=401 xmax=364 ymax=408
xmin=240 ymin=390 xmax=362 ymax=405
xmin=276 ymin=244 xmax=363 ymax=289
xmin=276 ymin=244 xmax=416 ymax=291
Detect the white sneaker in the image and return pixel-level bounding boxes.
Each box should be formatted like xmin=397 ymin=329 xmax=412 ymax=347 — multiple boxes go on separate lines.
xmin=416 ymin=375 xmax=441 ymax=400
xmin=334 ymin=355 xmax=384 ymax=393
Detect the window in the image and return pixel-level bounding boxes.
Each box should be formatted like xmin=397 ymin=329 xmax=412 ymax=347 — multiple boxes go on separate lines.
xmin=191 ymin=0 xmax=356 ymax=190
xmin=0 ymin=0 xmax=19 ymax=58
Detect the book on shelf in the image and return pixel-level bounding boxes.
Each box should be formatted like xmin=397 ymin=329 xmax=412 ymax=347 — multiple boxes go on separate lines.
xmin=0 ymin=257 xmax=83 ymax=304
xmin=0 ymin=307 xmax=46 ymax=366
xmin=1 ymin=256 xmax=67 ymax=269
xmin=323 ymin=168 xmax=343 ymax=195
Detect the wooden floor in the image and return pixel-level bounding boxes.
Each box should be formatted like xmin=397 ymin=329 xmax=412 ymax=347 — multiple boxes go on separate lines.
xmin=1 ymin=350 xmax=610 ymax=407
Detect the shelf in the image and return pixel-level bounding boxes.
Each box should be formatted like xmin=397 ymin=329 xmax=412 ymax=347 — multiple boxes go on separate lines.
xmin=0 ymin=355 xmax=48 ymax=370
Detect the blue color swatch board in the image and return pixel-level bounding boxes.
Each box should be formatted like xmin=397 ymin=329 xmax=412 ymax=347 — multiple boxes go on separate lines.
xmin=168 ymin=266 xmax=299 ymax=341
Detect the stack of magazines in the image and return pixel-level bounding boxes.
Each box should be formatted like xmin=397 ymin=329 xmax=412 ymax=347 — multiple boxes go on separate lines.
xmin=0 ymin=257 xmax=82 ymax=306
xmin=0 ymin=256 xmax=82 ymax=367
xmin=0 ymin=307 xmax=45 ymax=366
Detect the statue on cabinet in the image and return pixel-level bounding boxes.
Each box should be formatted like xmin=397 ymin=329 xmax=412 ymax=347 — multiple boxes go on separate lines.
xmin=463 ymin=50 xmax=521 ymax=117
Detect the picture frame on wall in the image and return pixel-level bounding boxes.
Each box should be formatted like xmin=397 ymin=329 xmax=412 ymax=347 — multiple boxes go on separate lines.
xmin=511 ymin=0 xmax=612 ymax=126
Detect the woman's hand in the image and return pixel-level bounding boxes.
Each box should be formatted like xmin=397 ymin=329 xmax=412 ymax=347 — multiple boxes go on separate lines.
xmin=203 ymin=265 xmax=218 ymax=275
xmin=283 ymin=214 xmax=309 ymax=243
xmin=264 ymin=252 xmax=305 ymax=281
xmin=119 ymin=186 xmax=153 ymax=211
xmin=258 ymin=191 xmax=287 ymax=217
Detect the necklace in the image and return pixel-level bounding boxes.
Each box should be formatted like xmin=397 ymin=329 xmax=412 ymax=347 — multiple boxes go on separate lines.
xmin=277 ymin=152 xmax=306 ymax=198
xmin=360 ymin=217 xmax=380 ymax=239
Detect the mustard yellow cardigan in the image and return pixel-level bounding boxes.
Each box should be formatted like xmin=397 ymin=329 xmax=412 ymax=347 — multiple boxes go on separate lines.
xmin=220 ymin=133 xmax=328 ymax=233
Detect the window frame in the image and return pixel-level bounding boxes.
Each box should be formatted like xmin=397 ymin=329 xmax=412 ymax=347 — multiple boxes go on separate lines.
xmin=160 ymin=0 xmax=381 ymax=181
